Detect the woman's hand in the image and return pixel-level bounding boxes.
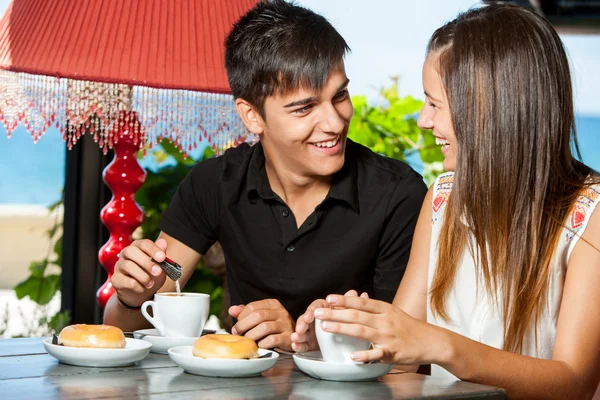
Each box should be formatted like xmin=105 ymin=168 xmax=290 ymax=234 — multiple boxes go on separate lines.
xmin=291 ymin=290 xmax=368 ymax=353
xmin=314 ymin=294 xmax=441 ymax=365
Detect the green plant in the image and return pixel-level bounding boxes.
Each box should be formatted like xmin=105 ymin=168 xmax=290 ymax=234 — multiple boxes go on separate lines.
xmin=12 ymin=195 xmax=70 ymax=337
xmin=136 ymin=140 xmax=224 ymax=318
xmin=348 ymin=78 xmax=444 ymax=185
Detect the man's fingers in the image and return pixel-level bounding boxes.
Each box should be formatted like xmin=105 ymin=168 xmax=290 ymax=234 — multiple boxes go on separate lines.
xmin=119 ymin=245 xmax=163 ymax=277
xmin=155 ymin=238 xmax=168 ymax=252
xmin=257 ymin=332 xmax=289 ymax=350
xmin=119 ymin=260 xmax=156 ymax=290
xmin=344 ymin=289 xmax=359 ymax=297
xmin=232 ymin=308 xmax=274 ymax=335
xmin=237 ymin=299 xmax=281 ymax=320
xmin=111 ymin=273 xmax=146 ymax=295
xmin=243 ymin=320 xmax=280 ymax=342
xmin=132 ymin=239 xmax=166 ymax=263
xmin=228 ymin=305 xmax=245 ymax=320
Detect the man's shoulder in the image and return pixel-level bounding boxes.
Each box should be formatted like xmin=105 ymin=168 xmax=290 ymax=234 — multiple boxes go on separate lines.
xmin=347 ymin=139 xmax=424 ymax=185
xmin=189 ymin=142 xmax=254 ymax=181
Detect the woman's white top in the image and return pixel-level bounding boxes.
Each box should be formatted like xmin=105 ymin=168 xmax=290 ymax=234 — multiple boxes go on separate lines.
xmin=427 ymin=172 xmax=600 ymax=380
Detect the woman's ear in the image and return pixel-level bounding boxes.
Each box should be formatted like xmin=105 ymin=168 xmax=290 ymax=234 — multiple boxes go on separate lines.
xmin=235 ymin=98 xmax=264 ymax=135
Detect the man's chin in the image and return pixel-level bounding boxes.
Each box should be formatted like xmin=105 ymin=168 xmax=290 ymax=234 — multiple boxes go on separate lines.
xmin=313 ymin=155 xmax=345 ymax=177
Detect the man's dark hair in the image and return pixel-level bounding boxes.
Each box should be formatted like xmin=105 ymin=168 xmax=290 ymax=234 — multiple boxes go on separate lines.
xmin=225 ymin=0 xmax=350 ymax=118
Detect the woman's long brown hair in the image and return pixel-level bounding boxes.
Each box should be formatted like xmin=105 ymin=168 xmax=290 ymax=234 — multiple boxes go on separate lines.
xmin=428 ymin=4 xmax=599 ymax=354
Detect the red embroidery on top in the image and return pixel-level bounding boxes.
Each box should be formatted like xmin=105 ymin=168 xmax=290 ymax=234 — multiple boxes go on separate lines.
xmin=570 ymin=207 xmax=585 ymax=230
xmin=433 ymin=192 xmax=448 ymax=213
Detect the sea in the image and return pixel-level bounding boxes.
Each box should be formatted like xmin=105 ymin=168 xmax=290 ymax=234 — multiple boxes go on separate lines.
xmin=0 ymin=116 xmax=599 ymax=206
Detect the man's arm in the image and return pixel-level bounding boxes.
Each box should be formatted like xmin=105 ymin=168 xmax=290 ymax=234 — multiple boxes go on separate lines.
xmin=103 ymin=232 xmax=201 ymax=332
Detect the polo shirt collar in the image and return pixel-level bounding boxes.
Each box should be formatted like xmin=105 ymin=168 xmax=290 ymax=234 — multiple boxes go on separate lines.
xmin=246 ymin=142 xmax=276 ymax=200
xmin=326 ymin=154 xmax=360 ymax=213
xmin=246 ymin=140 xmax=360 ymax=213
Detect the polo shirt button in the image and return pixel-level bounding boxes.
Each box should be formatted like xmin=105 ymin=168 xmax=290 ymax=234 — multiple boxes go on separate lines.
xmin=282 ymin=209 xmax=289 ymax=217
xmin=286 ymin=245 xmax=295 ymax=252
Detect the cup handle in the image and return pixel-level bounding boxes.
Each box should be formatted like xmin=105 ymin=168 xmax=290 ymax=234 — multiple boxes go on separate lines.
xmin=141 ymin=300 xmax=164 ymax=335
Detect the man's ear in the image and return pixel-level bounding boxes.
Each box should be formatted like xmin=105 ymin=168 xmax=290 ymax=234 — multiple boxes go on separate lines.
xmin=235 ymin=98 xmax=264 ymax=135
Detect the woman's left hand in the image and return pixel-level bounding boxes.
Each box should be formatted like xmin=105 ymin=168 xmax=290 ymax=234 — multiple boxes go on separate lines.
xmin=314 ymin=294 xmax=439 ymax=365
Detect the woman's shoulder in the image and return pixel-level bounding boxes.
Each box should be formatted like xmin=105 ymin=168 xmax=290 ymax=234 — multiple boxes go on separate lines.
xmin=431 ymin=172 xmax=454 ymax=224
xmin=565 ymin=180 xmax=600 ymax=243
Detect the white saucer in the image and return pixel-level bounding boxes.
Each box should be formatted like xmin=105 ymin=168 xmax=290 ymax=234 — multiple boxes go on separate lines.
xmin=133 ymin=329 xmax=198 ymax=354
xmin=168 ymin=345 xmax=279 ymax=378
xmin=293 ymin=351 xmax=393 ymax=382
xmin=43 ymin=337 xmax=151 ymax=367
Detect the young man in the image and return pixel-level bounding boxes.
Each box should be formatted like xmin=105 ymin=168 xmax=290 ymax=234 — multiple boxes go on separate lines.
xmin=104 ymin=0 xmax=426 ymax=351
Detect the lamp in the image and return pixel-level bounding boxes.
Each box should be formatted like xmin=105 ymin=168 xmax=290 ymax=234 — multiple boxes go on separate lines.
xmin=0 ymin=0 xmax=257 ymax=308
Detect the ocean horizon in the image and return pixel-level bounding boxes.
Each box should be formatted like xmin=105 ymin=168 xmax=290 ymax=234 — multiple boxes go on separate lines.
xmin=1 ymin=115 xmax=599 ymax=206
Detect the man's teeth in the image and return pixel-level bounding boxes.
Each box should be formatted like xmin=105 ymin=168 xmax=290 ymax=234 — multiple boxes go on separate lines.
xmin=435 ymin=138 xmax=450 ymax=147
xmin=313 ymin=137 xmax=339 ymax=148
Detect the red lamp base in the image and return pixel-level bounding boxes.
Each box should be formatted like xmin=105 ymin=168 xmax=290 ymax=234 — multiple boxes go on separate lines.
xmin=97 ymin=111 xmax=146 ymax=307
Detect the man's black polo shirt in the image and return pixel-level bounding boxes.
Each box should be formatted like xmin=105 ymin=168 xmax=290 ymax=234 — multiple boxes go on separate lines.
xmin=160 ymin=139 xmax=427 ymax=321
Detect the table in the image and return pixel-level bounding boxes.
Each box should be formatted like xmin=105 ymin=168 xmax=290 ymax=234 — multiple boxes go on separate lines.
xmin=0 ymin=338 xmax=506 ymax=399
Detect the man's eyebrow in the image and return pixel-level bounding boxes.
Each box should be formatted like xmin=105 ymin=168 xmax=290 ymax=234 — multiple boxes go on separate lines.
xmin=284 ymin=96 xmax=319 ymax=108
xmin=283 ymin=78 xmax=351 ymax=108
xmin=424 ymin=90 xmax=442 ymax=102
xmin=336 ymin=78 xmax=350 ymax=92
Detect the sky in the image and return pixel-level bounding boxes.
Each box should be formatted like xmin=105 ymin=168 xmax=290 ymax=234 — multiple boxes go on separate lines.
xmin=0 ymin=0 xmax=596 ymax=115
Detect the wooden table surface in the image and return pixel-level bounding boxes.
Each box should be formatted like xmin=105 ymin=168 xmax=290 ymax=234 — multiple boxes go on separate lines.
xmin=0 ymin=338 xmax=506 ymax=399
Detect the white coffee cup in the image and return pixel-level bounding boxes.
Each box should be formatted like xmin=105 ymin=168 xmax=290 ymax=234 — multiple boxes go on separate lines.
xmin=315 ymin=319 xmax=371 ymax=363
xmin=141 ymin=292 xmax=210 ymax=338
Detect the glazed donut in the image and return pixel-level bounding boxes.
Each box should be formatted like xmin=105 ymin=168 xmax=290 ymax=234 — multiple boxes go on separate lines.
xmin=58 ymin=324 xmax=126 ymax=349
xmin=193 ymin=334 xmax=259 ymax=359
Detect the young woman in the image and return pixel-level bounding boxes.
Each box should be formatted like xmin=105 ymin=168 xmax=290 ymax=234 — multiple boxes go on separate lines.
xmin=292 ymin=4 xmax=600 ymax=398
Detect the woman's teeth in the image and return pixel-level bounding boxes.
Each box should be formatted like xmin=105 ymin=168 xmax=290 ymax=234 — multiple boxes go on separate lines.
xmin=312 ymin=137 xmax=339 ymax=148
xmin=435 ymin=138 xmax=450 ymax=147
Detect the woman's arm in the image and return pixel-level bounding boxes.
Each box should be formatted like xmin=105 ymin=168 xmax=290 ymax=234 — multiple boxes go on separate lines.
xmin=317 ymin=205 xmax=600 ymax=399
xmin=392 ymin=185 xmax=433 ymax=321
xmin=439 ymin=205 xmax=600 ymax=399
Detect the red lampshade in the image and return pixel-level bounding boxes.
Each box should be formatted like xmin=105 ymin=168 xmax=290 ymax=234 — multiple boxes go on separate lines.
xmin=0 ymin=0 xmax=258 ymax=153
xmin=0 ymin=0 xmax=256 ymax=92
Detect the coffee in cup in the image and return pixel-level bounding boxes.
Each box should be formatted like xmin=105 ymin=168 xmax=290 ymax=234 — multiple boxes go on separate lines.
xmin=141 ymin=292 xmax=209 ymax=338
xmin=315 ymin=319 xmax=371 ymax=363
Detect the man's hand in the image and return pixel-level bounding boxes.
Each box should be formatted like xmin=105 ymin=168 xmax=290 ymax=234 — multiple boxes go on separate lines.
xmin=291 ymin=290 xmax=369 ymax=353
xmin=228 ymin=299 xmax=295 ymax=350
xmin=112 ymin=238 xmax=169 ymax=308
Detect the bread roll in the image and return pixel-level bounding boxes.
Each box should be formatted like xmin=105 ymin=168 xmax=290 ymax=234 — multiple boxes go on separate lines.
xmin=193 ymin=334 xmax=259 ymax=359
xmin=58 ymin=324 xmax=126 ymax=349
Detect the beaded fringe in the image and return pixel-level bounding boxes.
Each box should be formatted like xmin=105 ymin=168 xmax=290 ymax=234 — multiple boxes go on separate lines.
xmin=0 ymin=70 xmax=254 ymax=156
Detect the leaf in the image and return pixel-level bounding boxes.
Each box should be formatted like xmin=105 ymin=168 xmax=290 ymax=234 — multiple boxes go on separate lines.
xmin=14 ymin=276 xmax=41 ymax=300
xmin=351 ymin=95 xmax=368 ymax=116
xmin=29 ymin=261 xmax=47 ymax=278
xmin=14 ymin=274 xmax=60 ymax=305
xmin=49 ymin=311 xmax=71 ymax=334
xmin=160 ymin=140 xmax=196 ymax=166
xmin=419 ymin=130 xmax=445 ymax=163
xmin=37 ymin=275 xmax=61 ymax=305
xmin=53 ymin=239 xmax=62 ymax=266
